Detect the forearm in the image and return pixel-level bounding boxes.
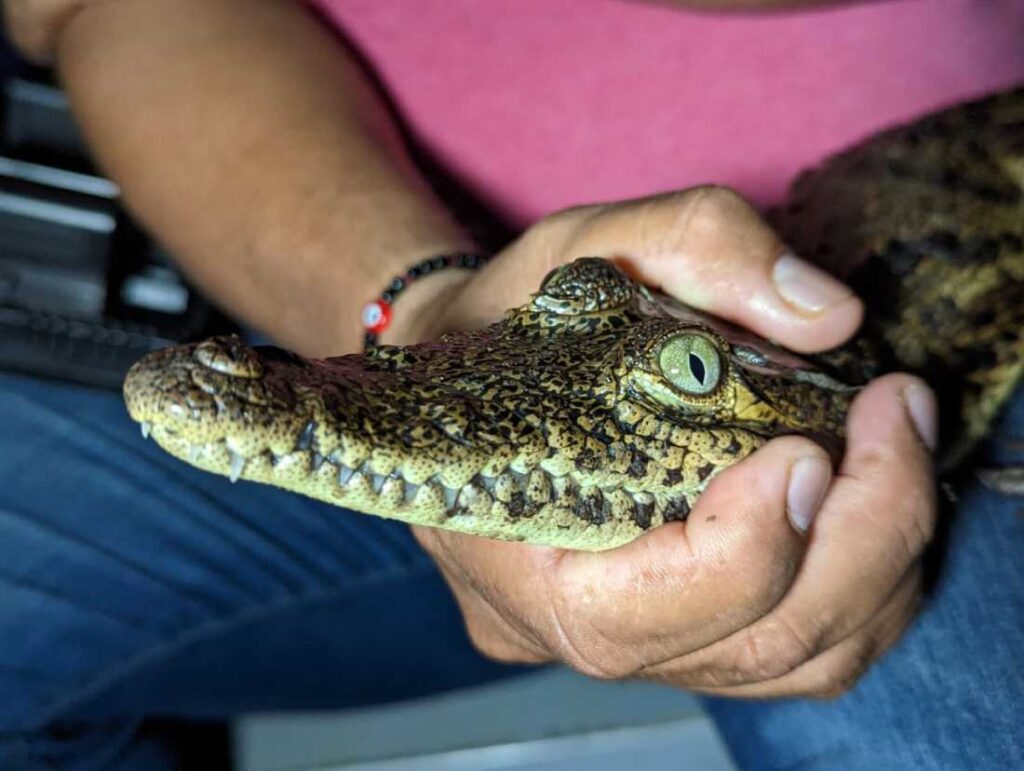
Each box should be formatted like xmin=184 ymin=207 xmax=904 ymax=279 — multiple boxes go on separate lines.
xmin=53 ymin=0 xmax=471 ymax=354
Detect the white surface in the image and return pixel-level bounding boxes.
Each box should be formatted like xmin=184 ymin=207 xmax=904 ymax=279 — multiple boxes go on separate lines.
xmin=235 ymin=668 xmax=737 ymax=771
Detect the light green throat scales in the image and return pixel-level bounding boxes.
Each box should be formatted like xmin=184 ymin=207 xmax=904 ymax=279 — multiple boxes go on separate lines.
xmin=124 ymin=87 xmax=1024 ymax=551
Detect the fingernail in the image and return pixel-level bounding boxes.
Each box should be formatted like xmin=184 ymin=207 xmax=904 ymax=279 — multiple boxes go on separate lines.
xmin=772 ymin=252 xmax=854 ymax=315
xmin=903 ymin=383 xmax=938 ymax=453
xmin=787 ymin=456 xmax=832 ymax=534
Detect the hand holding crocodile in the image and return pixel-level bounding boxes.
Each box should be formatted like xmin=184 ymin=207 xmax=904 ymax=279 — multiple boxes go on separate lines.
xmin=405 ymin=190 xmax=936 ymax=698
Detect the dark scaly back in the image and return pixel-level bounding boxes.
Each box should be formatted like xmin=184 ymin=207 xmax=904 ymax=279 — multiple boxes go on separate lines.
xmin=771 ymin=87 xmax=1024 ymax=467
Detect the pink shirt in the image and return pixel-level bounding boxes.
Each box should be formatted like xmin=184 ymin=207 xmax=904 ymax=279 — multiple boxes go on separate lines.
xmin=312 ymin=0 xmax=1024 ymax=226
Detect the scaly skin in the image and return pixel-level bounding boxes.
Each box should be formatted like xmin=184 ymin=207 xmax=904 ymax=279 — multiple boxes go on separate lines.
xmin=772 ymin=87 xmax=1024 ymax=469
xmin=124 ymin=86 xmax=1024 ymax=549
xmin=124 ymin=260 xmax=853 ymax=550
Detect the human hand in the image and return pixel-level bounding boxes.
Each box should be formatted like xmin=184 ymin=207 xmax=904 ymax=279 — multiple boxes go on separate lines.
xmin=406 ymin=187 xmax=938 ymax=698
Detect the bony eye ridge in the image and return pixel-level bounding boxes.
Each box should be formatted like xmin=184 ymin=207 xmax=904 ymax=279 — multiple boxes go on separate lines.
xmin=658 ymin=334 xmax=723 ymax=396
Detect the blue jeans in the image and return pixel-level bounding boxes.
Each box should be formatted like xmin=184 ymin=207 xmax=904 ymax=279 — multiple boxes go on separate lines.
xmin=1 ymin=371 xmax=1022 ymax=770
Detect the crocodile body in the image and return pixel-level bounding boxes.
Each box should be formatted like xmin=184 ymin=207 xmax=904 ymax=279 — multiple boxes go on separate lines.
xmin=124 ymin=88 xmax=1024 ymax=551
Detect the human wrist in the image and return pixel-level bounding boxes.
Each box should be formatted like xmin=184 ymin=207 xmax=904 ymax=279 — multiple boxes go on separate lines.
xmin=371 ymin=257 xmax=478 ymax=347
xmin=315 ymin=189 xmax=476 ymax=352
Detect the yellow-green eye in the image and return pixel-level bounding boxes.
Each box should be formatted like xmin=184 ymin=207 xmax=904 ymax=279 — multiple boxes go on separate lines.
xmin=659 ymin=334 xmax=722 ymax=395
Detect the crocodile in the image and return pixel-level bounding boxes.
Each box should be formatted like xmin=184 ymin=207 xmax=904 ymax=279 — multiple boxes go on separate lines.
xmin=123 ymin=87 xmax=1024 ymax=551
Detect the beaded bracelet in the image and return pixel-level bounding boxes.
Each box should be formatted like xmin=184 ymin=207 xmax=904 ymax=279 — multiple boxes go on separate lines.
xmin=360 ymin=252 xmax=486 ymax=350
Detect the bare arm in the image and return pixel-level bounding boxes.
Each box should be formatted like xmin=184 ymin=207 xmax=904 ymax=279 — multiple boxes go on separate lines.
xmin=24 ymin=0 xmax=473 ymax=355
xmin=5 ymin=0 xmax=859 ymax=353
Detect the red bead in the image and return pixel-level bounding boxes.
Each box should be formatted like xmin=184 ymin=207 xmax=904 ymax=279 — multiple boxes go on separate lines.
xmin=360 ymin=300 xmax=392 ymax=334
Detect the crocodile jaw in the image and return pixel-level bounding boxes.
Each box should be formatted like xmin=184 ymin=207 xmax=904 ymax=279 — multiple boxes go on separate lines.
xmin=123 ymin=338 xmax=736 ymax=551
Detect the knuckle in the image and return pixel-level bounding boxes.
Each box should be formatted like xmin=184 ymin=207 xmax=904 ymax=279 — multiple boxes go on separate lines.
xmin=868 ymin=484 xmax=935 ymax=564
xmin=848 ymin=445 xmax=936 ymax=560
xmin=891 ymin=511 xmax=933 ymax=566
xmin=850 ymin=442 xmax=900 ymax=478
xmin=803 ymin=637 xmax=877 ymax=700
xmin=678 ymin=185 xmax=749 ymax=232
xmin=896 ymin=497 xmax=937 ymax=558
xmin=687 ymin=184 xmax=747 ymax=214
xmin=729 ymin=619 xmax=819 ymax=684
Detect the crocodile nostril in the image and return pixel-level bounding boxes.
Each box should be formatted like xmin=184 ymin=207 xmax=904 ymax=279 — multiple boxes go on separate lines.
xmin=193 ymin=337 xmax=264 ymax=378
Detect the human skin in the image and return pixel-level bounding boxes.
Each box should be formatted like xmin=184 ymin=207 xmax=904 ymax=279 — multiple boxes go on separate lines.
xmin=4 ymin=0 xmax=937 ymax=698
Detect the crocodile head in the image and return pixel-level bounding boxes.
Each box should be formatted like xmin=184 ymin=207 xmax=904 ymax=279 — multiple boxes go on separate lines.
xmin=124 ymin=258 xmax=855 ymax=550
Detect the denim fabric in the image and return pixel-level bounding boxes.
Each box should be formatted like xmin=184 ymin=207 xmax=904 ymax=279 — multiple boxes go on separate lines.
xmin=2 ymin=370 xmax=1022 ymax=770
xmin=705 ymin=389 xmax=1024 ymax=770
xmin=0 ymin=373 xmax=521 ymax=770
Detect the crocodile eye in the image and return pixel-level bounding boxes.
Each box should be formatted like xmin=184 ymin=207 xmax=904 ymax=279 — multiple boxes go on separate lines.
xmin=659 ymin=334 xmax=721 ymax=395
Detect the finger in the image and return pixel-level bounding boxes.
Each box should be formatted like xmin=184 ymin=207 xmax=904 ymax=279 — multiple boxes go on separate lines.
xmin=679 ymin=562 xmax=922 ymax=699
xmin=797 ymin=373 xmax=936 ymax=638
xmin=568 ymin=187 xmax=863 ymax=352
xmin=650 ymin=374 xmax=937 ymax=687
xmin=539 ymin=436 xmax=831 ymax=678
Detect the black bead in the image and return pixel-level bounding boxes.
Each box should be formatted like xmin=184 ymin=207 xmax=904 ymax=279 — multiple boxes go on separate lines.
xmin=362 ymin=252 xmax=486 ymax=354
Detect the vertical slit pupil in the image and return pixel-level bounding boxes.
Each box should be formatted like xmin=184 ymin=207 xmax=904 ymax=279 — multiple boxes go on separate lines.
xmin=689 ymin=353 xmax=706 ymax=385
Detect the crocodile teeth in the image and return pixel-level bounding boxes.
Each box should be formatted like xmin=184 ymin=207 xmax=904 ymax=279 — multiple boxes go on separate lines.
xmin=295 ymin=420 xmax=316 ymax=451
xmin=338 ymin=465 xmax=355 ymax=485
xmin=228 ymin=450 xmax=246 ymax=483
xmin=188 ymin=445 xmax=201 ymax=463
xmin=442 ymin=486 xmax=458 ymax=509
xmin=140 ymin=422 xmax=152 ymax=440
